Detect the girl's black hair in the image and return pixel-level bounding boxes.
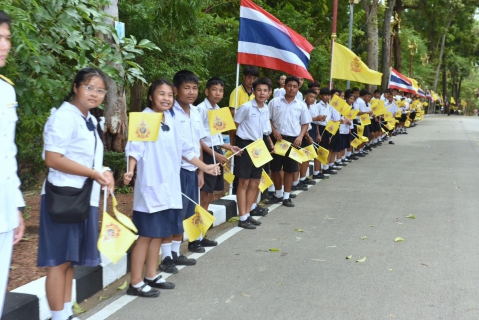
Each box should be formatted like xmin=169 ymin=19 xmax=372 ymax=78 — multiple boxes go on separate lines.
xmin=0 ymin=11 xmax=12 ymax=27
xmin=64 ymin=68 xmax=109 ymax=142
xmin=147 ymin=78 xmax=174 ymax=109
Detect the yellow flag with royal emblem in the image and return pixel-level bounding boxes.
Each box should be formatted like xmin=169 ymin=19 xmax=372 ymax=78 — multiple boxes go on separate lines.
xmin=183 ymin=205 xmax=216 ymax=241
xmin=405 ymin=120 xmax=411 ymax=127
xmin=128 ymin=112 xmax=163 ymax=142
xmin=325 ymin=120 xmax=340 ymax=135
xmin=98 ymin=211 xmax=136 ymax=264
xmin=356 ymin=125 xmax=364 ymax=137
xmin=301 ymin=144 xmax=317 ymax=161
xmin=344 ymin=108 xmax=359 ymax=120
xmin=258 ymin=170 xmax=274 ymax=193
xmin=289 ymin=147 xmax=306 ymax=163
xmin=274 ymin=140 xmax=292 ymax=156
xmin=207 ymin=107 xmax=236 ymax=135
xmin=246 ymin=138 xmax=273 ymax=168
xmin=361 ymin=136 xmax=369 ymax=143
xmin=394 ymin=110 xmax=402 ymax=117
xmin=223 ymin=165 xmax=235 ymax=184
xmin=359 ymin=114 xmax=371 ymax=126
xmin=350 ymin=138 xmax=362 ymax=149
xmin=331 ymin=42 xmax=382 ymax=85
xmin=316 ymin=146 xmax=329 ymax=165
xmin=384 ymin=112 xmax=394 ymax=121
xmin=330 ymin=95 xmax=347 ymax=113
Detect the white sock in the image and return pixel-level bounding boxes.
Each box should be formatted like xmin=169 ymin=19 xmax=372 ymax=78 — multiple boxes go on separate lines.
xmin=132 ymin=281 xmax=152 ymax=292
xmin=300 ymin=177 xmax=306 ymax=181
xmin=51 ymin=310 xmax=67 ymax=320
xmin=171 ymin=240 xmax=181 ymax=255
xmin=275 ymin=190 xmax=283 ymax=198
xmin=283 ymin=192 xmax=290 ymax=200
xmin=145 ymin=274 xmax=166 ymax=283
xmin=324 ymin=165 xmax=329 ymax=170
xmin=161 ymin=243 xmax=172 ymax=260
xmin=240 ymin=215 xmax=248 ymax=221
xmin=346 ymin=151 xmax=351 ymax=156
xmin=360 ymin=148 xmax=364 ymax=152
xmin=342 ymin=156 xmax=346 ymax=160
xmin=196 ymin=234 xmax=203 ymax=241
xmin=313 ymin=170 xmax=320 ymax=175
xmin=329 ymin=163 xmax=334 ymax=167
xmin=251 ymin=203 xmax=257 ymax=210
xmin=245 ymin=213 xmax=250 ymax=218
xmin=268 ymin=185 xmax=275 ymax=192
xmin=336 ymin=159 xmax=342 ymax=163
xmin=292 ymin=180 xmax=299 ymax=186
xmin=64 ymin=302 xmax=73 ymax=315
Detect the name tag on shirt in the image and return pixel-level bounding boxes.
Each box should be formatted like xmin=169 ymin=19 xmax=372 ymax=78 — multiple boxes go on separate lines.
xmin=7 ymin=102 xmax=18 ymax=108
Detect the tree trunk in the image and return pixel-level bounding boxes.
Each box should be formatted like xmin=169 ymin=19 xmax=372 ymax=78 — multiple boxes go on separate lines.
xmin=433 ymin=9 xmax=457 ymax=91
xmin=458 ymin=76 xmax=462 ymax=101
xmin=101 ymin=0 xmax=128 ymax=152
xmin=381 ymin=0 xmax=397 ymax=90
xmin=363 ymin=0 xmax=380 ymax=92
xmin=392 ymin=0 xmax=403 ymax=73
xmin=130 ymin=80 xmax=144 ymax=112
xmin=442 ymin=64 xmax=447 ymax=114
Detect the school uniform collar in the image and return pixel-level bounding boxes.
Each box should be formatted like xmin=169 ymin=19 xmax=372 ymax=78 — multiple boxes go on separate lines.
xmin=241 ymin=83 xmax=253 ymax=96
xmin=251 ymin=99 xmax=267 ymax=111
xmin=173 ymin=100 xmax=193 ymax=116
xmin=203 ymin=98 xmax=218 ymax=110
xmin=279 ymin=95 xmax=299 ymax=105
xmin=61 ymin=101 xmax=92 ymax=121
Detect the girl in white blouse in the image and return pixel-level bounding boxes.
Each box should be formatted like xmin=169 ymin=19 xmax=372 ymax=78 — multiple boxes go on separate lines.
xmin=37 ymin=68 xmax=114 ymax=320
xmin=123 ymin=79 xmax=218 ymax=298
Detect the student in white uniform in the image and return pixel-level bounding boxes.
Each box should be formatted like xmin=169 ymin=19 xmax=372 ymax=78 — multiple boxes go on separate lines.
xmin=124 ymin=79 xmax=218 ymax=297
xmin=38 ymin=68 xmax=114 ymax=320
xmin=273 ymin=77 xmax=304 ymax=100
xmin=234 ymin=78 xmax=273 ymax=229
xmin=0 ymin=11 xmax=25 ymax=318
xmin=273 ymin=74 xmax=286 ymax=95
xmin=269 ymin=76 xmax=311 ymax=207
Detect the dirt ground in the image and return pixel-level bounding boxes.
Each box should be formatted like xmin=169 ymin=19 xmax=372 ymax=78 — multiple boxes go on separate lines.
xmin=7 ymin=187 xmax=228 ymax=291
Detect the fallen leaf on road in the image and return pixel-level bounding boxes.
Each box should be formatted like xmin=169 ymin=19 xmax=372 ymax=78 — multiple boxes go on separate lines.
xmin=21 ymin=237 xmax=30 ymax=241
xmin=73 ymin=302 xmax=85 ymax=314
xmin=390 ymin=314 xmax=396 ymax=318
xmin=241 ymin=293 xmax=250 ymax=297
xmin=99 ymin=296 xmax=110 ymax=301
xmin=294 ymin=228 xmax=304 ymax=232
xmin=389 ymin=269 xmax=393 ymax=271
xmin=117 ymin=280 xmax=128 ymax=290
xmin=361 ymin=236 xmax=368 ymax=240
xmin=228 ymin=216 xmax=240 ymax=222
xmin=327 ymin=246 xmax=336 ymax=248
xmin=369 ymin=225 xmax=374 ymax=227
xmin=269 ymin=248 xmax=280 ymax=252
xmin=356 ymin=256 xmax=366 ymax=263
xmin=346 ymin=255 xmax=352 ymax=260
xmin=395 ymin=237 xmax=405 ymax=242
xmin=406 ymin=214 xmax=416 ymax=219
xmin=312 ymin=259 xmax=326 ymax=262
xmin=420 ymin=263 xmax=428 ymax=266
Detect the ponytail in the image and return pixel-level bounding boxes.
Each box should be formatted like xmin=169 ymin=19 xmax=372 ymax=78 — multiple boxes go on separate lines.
xmin=90 ymin=107 xmax=104 ymax=143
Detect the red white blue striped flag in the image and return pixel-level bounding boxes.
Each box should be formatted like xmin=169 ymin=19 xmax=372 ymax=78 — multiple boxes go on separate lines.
xmin=388 ymin=68 xmax=416 ymax=94
xmin=238 ymin=0 xmax=314 ymax=80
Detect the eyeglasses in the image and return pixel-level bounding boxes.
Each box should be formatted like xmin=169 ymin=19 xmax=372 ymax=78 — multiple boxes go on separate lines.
xmin=82 ymin=85 xmax=108 ymax=96
xmin=161 ymin=122 xmax=170 ymax=132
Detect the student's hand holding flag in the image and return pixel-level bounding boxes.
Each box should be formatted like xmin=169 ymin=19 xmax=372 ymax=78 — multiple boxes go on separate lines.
xmin=123 ymin=171 xmax=134 ymax=185
xmin=103 ymin=170 xmax=115 ymax=192
xmin=200 ymin=163 xmax=221 ymax=176
xmin=293 ymin=135 xmax=303 ymax=148
xmin=272 ymin=128 xmax=282 ymax=142
xmin=229 ymin=145 xmax=243 ymax=156
xmin=215 ymin=152 xmax=228 ymax=165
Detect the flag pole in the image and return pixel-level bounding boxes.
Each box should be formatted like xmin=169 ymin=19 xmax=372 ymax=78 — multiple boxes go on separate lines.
xmin=329 ymin=0 xmax=338 ymax=89
xmin=229 ymin=63 xmax=241 ymax=196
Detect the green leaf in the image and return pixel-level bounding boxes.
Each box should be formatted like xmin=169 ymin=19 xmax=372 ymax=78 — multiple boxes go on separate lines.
xmin=269 ymin=248 xmax=280 ymax=252
xmin=361 ymin=236 xmax=368 ymax=240
xmin=73 ymin=302 xmax=84 ymax=314
xmin=356 ymin=256 xmax=366 ymax=263
xmin=406 ymin=214 xmax=416 ymax=219
xmin=117 ymin=280 xmax=128 ymax=290
xmin=228 ymin=216 xmax=239 ymax=222
xmin=99 ymin=296 xmax=110 ymax=301
xmin=395 ymin=237 xmax=405 ymax=242
xmin=346 ymin=255 xmax=352 ymax=259
xmin=294 ymin=228 xmax=304 ymax=232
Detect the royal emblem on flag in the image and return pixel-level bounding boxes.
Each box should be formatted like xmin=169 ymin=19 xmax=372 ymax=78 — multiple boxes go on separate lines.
xmin=135 ymin=119 xmax=151 ymax=139
xmin=212 ymin=115 xmax=227 ymax=132
xmin=350 ymin=57 xmax=363 ymax=73
xmin=102 ymin=223 xmax=121 ymax=242
xmin=250 ymin=148 xmax=263 ymax=159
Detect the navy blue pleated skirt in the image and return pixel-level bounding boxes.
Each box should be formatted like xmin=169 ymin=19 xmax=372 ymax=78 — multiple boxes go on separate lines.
xmin=133 ymin=209 xmax=183 ymax=238
xmin=37 ymin=195 xmax=100 ymax=267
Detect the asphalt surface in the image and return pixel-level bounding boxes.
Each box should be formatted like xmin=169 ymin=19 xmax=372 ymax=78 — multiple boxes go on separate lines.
xmin=83 ymin=115 xmax=479 ymax=320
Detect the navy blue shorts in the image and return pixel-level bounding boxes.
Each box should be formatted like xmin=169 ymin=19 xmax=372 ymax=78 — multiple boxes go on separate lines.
xmin=180 ymin=168 xmax=198 ymax=219
xmin=37 ymin=195 xmax=100 ymax=267
xmin=133 ymin=209 xmax=183 ymax=238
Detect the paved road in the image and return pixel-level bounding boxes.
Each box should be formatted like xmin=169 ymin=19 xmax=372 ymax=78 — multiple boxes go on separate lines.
xmin=84 ymin=115 xmax=479 ymax=320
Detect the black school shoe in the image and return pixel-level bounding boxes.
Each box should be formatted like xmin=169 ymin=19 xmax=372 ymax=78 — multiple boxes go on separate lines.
xmin=282 ymin=198 xmax=295 ymax=207
xmin=342 ymin=158 xmax=352 ymax=163
xmin=159 ymin=256 xmax=179 ymax=274
xmin=302 ymin=177 xmax=316 ymax=185
xmin=335 ymin=162 xmax=347 ymax=166
xmin=250 ymin=206 xmax=268 ymax=216
xmin=247 ymin=216 xmax=261 ymax=226
xmin=323 ymin=168 xmax=337 ymax=175
xmin=126 ymin=284 xmax=160 ymax=298
xmin=188 ymin=240 xmax=205 ymax=253
xmin=172 ymin=252 xmax=197 ymax=266
xmin=289 ymin=193 xmax=297 ymax=198
xmin=292 ymin=183 xmax=308 ymax=191
xmin=389 ymin=141 xmax=395 ymax=145
xmin=144 ymin=276 xmax=175 ymax=290
xmin=200 ymin=237 xmax=218 ymax=247
xmin=238 ymin=219 xmax=256 ymax=229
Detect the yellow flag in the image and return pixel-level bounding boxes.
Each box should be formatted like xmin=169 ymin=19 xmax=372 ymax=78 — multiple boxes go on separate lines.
xmin=384 ymin=112 xmax=394 ymax=121
xmin=128 ymin=112 xmax=163 ymax=142
xmin=223 ymin=165 xmax=235 ymax=184
xmin=386 ymin=123 xmax=395 ymax=130
xmin=423 ymin=102 xmax=429 ymax=107
xmin=359 ymin=114 xmax=371 ymax=126
xmin=330 ymin=95 xmax=347 ymax=113
xmin=98 ymin=211 xmax=137 ymax=264
xmin=274 ymin=140 xmax=292 ymax=156
xmin=360 ymin=136 xmax=369 ymax=143
xmin=450 ymin=96 xmax=456 ymax=105
xmin=208 ymin=107 xmax=236 ymax=135
xmin=112 ymin=195 xmax=138 ymax=233
xmin=258 ymin=170 xmax=273 ymax=193
xmin=289 ymin=147 xmax=305 ymax=163
xmin=316 ymin=146 xmax=329 ymax=165
xmin=356 ymin=125 xmax=364 ymax=137
xmin=344 ymin=108 xmax=359 ymax=120
xmin=224 ymin=149 xmax=234 ymax=159
xmin=371 ymin=100 xmax=385 ymax=116
xmin=325 ymin=120 xmax=340 ymax=135
xmin=461 ymin=100 xmax=467 ymax=107
xmin=381 ymin=127 xmax=386 ymax=133
xmin=246 ymin=138 xmax=273 ymax=168
xmin=350 ymin=138 xmax=362 ymax=149
xmin=405 ymin=120 xmax=411 ymax=127
xmin=183 ymin=205 xmax=216 ymax=241
xmin=302 ymin=144 xmax=317 ymax=161
xmin=396 ymin=100 xmax=406 ymax=107
xmin=332 ymin=42 xmax=382 ymax=85
xmin=394 ymin=110 xmax=402 ymax=117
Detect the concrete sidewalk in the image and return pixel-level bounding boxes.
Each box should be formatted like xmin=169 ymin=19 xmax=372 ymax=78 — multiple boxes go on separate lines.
xmin=83 ymin=116 xmax=479 ymax=320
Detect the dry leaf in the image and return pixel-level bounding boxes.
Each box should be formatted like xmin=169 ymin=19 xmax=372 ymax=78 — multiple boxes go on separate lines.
xmin=395 ymin=237 xmax=405 ymax=242
xmin=405 ymin=214 xmax=415 ymax=219
xmin=346 ymin=255 xmax=352 ymax=260
xmin=361 ymin=236 xmax=368 ymax=240
xmin=117 ymin=280 xmax=128 ymax=290
xmin=269 ymin=248 xmax=280 ymax=252
xmin=99 ymin=296 xmax=110 ymax=301
xmin=294 ymin=228 xmax=304 ymax=232
xmin=356 ymin=256 xmax=366 ymax=263
xmin=241 ymin=293 xmax=250 ymax=297
xmin=312 ymin=259 xmax=326 ymax=262
xmin=73 ymin=302 xmax=85 ymax=314
xmin=228 ymin=216 xmax=240 ymax=222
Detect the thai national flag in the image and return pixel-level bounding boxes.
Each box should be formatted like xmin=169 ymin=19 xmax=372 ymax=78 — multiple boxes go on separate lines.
xmin=388 ymin=68 xmax=416 ymax=94
xmin=417 ymin=88 xmax=426 ymax=97
xmin=238 ymin=0 xmax=314 ymax=80
xmin=426 ymin=89 xmax=432 ymax=99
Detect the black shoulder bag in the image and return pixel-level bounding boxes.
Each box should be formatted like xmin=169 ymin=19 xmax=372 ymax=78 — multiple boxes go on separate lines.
xmin=45 ymin=117 xmax=97 ymax=224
